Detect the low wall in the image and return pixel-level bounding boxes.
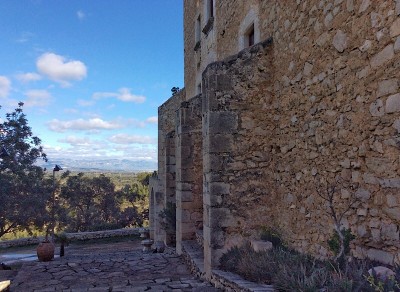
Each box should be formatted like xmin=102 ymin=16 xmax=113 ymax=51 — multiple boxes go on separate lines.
xmin=0 ymin=228 xmax=140 ymax=249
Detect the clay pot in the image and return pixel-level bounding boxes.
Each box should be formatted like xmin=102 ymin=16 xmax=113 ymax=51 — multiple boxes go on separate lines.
xmin=37 ymin=241 xmax=55 ymax=262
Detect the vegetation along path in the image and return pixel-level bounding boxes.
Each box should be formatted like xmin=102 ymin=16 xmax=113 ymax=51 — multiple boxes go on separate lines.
xmin=8 ymin=238 xmax=220 ymax=291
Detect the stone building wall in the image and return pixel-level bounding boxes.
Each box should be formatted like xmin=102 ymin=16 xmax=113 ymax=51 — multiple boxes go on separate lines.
xmin=176 ymin=95 xmax=203 ymax=254
xmin=153 ymin=90 xmax=185 ymax=243
xmin=202 ymin=39 xmax=274 ymax=273
xmin=152 ymin=0 xmax=400 ymax=279
xmin=184 ymin=0 xmax=217 ymax=99
xmin=256 ymin=0 xmax=400 ymax=265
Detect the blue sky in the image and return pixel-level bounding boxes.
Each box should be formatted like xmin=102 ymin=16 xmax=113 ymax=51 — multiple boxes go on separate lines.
xmin=0 ymin=0 xmax=183 ymax=165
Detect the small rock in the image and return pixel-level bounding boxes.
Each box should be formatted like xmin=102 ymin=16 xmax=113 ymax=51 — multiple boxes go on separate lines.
xmin=393 ymin=119 xmax=400 ymax=132
xmin=368 ymin=266 xmax=395 ymax=281
xmin=303 ymin=62 xmax=313 ymax=76
xmin=355 ymin=188 xmax=371 ymax=202
xmin=371 ymin=12 xmax=383 ymax=28
xmin=333 ymin=30 xmax=348 ymax=52
xmin=390 ymin=18 xmax=400 ymax=38
xmin=370 ymin=45 xmax=394 ymax=68
xmin=359 ymin=0 xmax=370 ymax=13
xmin=367 ymin=249 xmax=394 ymax=265
xmin=251 ymin=240 xmax=273 ymax=252
xmin=369 ymin=99 xmax=385 ymax=117
xmin=395 ymin=36 xmax=400 ymax=52
xmin=386 ymin=93 xmax=400 ymax=113
xmin=359 ymin=40 xmax=372 ymax=52
xmin=346 ymin=0 xmax=354 ymax=12
xmin=397 ymin=0 xmax=400 ymax=15
xmin=377 ymin=79 xmax=398 ymax=97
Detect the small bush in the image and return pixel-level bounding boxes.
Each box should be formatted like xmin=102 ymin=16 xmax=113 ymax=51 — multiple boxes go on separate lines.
xmin=327 ymin=228 xmax=355 ymax=258
xmin=260 ymin=227 xmax=283 ymax=247
xmin=220 ymin=242 xmax=275 ymax=284
xmin=366 ymin=266 xmax=400 ymax=292
xmin=219 ymin=243 xmax=400 ymax=292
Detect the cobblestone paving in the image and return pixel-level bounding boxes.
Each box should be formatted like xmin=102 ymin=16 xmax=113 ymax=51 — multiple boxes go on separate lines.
xmin=10 ymin=241 xmax=220 ymax=292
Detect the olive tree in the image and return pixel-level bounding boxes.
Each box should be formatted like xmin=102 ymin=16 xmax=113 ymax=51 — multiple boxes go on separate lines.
xmin=59 ymin=173 xmax=122 ymax=231
xmin=0 ymin=102 xmax=51 ymax=238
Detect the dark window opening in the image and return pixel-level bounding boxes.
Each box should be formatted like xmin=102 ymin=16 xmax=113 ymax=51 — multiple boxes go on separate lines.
xmin=196 ymin=15 xmax=201 ymax=42
xmin=209 ymin=0 xmax=214 ymax=18
xmin=248 ymin=24 xmax=255 ymax=47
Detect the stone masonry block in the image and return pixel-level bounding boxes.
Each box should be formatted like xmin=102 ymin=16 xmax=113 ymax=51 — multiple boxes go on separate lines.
xmin=210 ymin=208 xmax=236 ymax=228
xmin=179 ymin=190 xmax=193 ymax=202
xmin=390 ymin=18 xmax=400 ymax=38
xmin=210 ymin=182 xmax=230 ymax=195
xmin=386 ymin=93 xmax=400 ymax=113
xmin=176 ymin=182 xmax=192 ymax=191
xmin=203 ymin=190 xmax=223 ymax=207
xmin=209 ymin=134 xmax=234 ymax=153
xmin=204 ymin=154 xmax=225 ymax=172
xmin=370 ymin=45 xmax=394 ymax=68
xmin=367 ymin=248 xmax=394 ymax=265
xmin=216 ymin=75 xmax=233 ymax=91
xmin=208 ymin=111 xmax=238 ymax=134
xmin=377 ymin=79 xmax=398 ymax=98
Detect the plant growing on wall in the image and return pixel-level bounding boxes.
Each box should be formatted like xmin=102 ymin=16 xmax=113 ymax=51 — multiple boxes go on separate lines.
xmin=315 ymin=176 xmax=359 ymax=263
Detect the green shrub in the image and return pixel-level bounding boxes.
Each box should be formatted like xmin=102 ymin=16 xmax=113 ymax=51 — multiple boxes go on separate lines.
xmin=327 ymin=228 xmax=355 ymax=258
xmin=260 ymin=226 xmax=283 ymax=247
xmin=366 ymin=266 xmax=400 ymax=292
xmin=220 ymin=242 xmax=275 ymax=284
xmin=219 ymin=242 xmax=399 ymax=291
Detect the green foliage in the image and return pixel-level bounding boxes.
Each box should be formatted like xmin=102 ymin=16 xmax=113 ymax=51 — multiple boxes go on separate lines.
xmin=159 ymin=202 xmax=176 ymax=234
xmin=59 ymin=173 xmax=124 ymax=231
xmin=57 ymin=172 xmax=150 ymax=232
xmin=366 ymin=267 xmax=400 ymax=292
xmin=219 ymin=242 xmax=391 ymax=291
xmin=54 ymin=232 xmax=70 ymax=244
xmin=116 ymin=180 xmax=149 ymax=227
xmin=0 ymin=103 xmax=51 ymax=238
xmin=220 ymin=242 xmax=275 ymax=284
xmin=260 ymin=226 xmax=282 ymax=247
xmin=328 ymin=228 xmax=355 ymax=257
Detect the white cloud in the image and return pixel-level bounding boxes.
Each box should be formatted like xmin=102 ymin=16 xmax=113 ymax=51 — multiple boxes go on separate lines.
xmin=36 ymin=53 xmax=87 ymax=86
xmin=58 ymin=136 xmax=91 ymax=146
xmin=24 ymin=89 xmax=52 ymax=107
xmin=108 ymin=134 xmax=156 ymax=145
xmin=146 ymin=116 xmax=158 ymax=124
xmin=16 ymin=72 xmax=42 ymax=83
xmin=92 ymin=88 xmax=146 ymax=103
xmin=77 ymin=99 xmax=95 ymax=107
xmin=43 ymin=141 xmax=157 ymax=162
xmin=0 ymin=76 xmax=11 ymax=98
xmin=118 ymin=88 xmax=146 ymax=103
xmin=77 ymin=10 xmax=85 ymax=20
xmin=64 ymin=108 xmax=79 ymax=114
xmin=47 ymin=118 xmax=125 ymax=132
xmin=16 ymin=31 xmax=34 ymax=43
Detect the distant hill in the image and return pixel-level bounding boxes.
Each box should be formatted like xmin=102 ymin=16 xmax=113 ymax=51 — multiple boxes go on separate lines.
xmin=37 ymin=158 xmax=157 ymax=173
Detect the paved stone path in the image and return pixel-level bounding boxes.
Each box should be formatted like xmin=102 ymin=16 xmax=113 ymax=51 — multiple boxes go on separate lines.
xmin=8 ymin=240 xmax=220 ymax=292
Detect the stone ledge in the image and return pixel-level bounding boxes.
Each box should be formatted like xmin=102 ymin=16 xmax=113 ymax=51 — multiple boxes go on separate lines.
xmin=0 ymin=228 xmax=140 ymax=249
xmin=182 ymin=240 xmax=206 ymax=279
xmin=182 ymin=240 xmax=275 ymax=291
xmin=0 ymin=280 xmax=10 ymax=292
xmin=211 ymin=270 xmax=274 ymax=292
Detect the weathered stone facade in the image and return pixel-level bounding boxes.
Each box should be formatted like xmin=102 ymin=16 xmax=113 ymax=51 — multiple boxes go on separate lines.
xmin=151 ymin=0 xmax=400 ymax=278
